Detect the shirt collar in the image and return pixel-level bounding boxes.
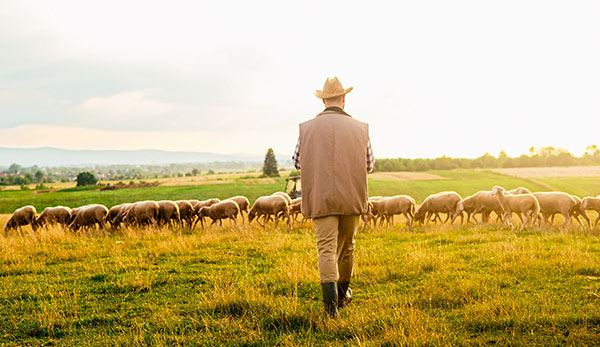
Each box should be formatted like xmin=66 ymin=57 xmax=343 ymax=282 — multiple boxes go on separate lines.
xmin=323 ymin=106 xmax=351 ymax=117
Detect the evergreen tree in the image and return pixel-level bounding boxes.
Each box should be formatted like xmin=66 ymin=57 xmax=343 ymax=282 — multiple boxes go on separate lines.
xmin=262 ymin=148 xmax=279 ymax=177
xmin=76 ymin=172 xmax=98 ymax=186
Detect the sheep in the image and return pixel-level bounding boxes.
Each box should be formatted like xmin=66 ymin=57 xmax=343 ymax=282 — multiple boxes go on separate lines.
xmin=507 ymin=187 xmax=532 ymax=195
xmin=248 ymin=195 xmax=291 ymax=229
xmin=471 ymin=191 xmax=505 ymax=225
xmin=157 ymin=200 xmax=181 ymax=226
xmin=581 ymin=196 xmax=600 ymax=229
xmin=176 ymin=200 xmax=195 ymax=228
xmin=272 ymin=192 xmax=292 ymax=206
xmin=4 ymin=205 xmax=37 ymax=233
xmin=68 ymin=204 xmax=109 ymax=231
xmin=566 ymin=195 xmax=591 ymax=227
xmin=370 ymin=195 xmax=416 ymax=228
xmin=123 ymin=201 xmax=160 ymax=227
xmin=414 ymin=192 xmax=462 ymax=226
xmin=190 ymin=199 xmax=221 ymax=228
xmin=198 ymin=200 xmax=240 ymax=227
xmin=455 ymin=195 xmax=479 ymax=225
xmin=531 ymin=192 xmax=577 ymax=227
xmin=289 ymin=198 xmax=303 ymax=223
xmin=34 ymin=206 xmax=72 ymax=229
xmin=108 ymin=203 xmax=133 ymax=228
xmin=226 ymin=196 xmax=250 ymax=222
xmin=491 ymin=186 xmax=540 ymax=231
xmin=363 ymin=196 xmax=384 ymax=228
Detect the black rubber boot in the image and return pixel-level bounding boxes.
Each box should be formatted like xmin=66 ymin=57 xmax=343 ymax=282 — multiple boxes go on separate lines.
xmin=337 ymin=281 xmax=353 ymax=308
xmin=321 ymin=282 xmax=338 ymax=318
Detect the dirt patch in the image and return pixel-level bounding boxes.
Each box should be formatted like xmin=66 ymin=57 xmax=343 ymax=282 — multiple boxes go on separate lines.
xmin=241 ymin=178 xmax=277 ymax=185
xmin=162 ymin=179 xmax=235 ymax=186
xmin=490 ymin=166 xmax=600 ymax=178
xmin=370 ymin=172 xmax=447 ymax=181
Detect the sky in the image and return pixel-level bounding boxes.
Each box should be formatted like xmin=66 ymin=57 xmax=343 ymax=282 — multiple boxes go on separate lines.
xmin=1 ymin=1 xmax=599 ymax=159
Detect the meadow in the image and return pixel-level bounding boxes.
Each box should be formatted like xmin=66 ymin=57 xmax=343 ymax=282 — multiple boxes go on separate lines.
xmin=1 ymin=169 xmax=600 ymax=345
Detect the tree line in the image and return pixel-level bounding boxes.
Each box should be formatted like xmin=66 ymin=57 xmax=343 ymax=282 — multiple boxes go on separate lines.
xmin=373 ymin=146 xmax=600 ymax=172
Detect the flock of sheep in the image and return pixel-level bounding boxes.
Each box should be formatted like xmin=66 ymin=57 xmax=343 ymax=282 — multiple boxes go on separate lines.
xmin=2 ymin=192 xmax=300 ymax=233
xmin=364 ymin=186 xmax=600 ymax=231
xmin=3 ymin=186 xmax=600 ymax=234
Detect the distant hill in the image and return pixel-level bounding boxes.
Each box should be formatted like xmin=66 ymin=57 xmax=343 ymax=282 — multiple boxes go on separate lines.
xmin=0 ymin=147 xmax=291 ymax=167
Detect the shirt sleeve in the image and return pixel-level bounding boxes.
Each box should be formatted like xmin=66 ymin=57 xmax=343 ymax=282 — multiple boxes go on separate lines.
xmin=292 ymin=138 xmax=301 ymax=170
xmin=366 ymin=139 xmax=375 ymax=173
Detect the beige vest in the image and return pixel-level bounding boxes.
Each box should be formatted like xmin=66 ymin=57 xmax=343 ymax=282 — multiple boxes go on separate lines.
xmin=299 ymin=108 xmax=369 ymax=219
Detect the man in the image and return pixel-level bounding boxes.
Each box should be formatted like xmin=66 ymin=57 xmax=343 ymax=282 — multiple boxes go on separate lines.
xmin=292 ymin=77 xmax=374 ymax=318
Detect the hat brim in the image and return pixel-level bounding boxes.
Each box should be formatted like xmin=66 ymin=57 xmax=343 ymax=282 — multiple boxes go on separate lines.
xmin=314 ymin=86 xmax=353 ymax=99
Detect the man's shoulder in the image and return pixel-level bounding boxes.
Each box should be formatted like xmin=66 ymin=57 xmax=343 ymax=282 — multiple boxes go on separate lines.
xmin=300 ymin=110 xmax=368 ymax=128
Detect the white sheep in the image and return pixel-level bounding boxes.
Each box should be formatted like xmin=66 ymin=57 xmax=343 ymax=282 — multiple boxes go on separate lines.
xmin=532 ymin=192 xmax=577 ymax=227
xmin=370 ymin=195 xmax=416 ymax=228
xmin=248 ymin=195 xmax=291 ymax=229
xmin=581 ymin=196 xmax=600 ymax=229
xmin=491 ymin=186 xmax=540 ymax=231
xmin=414 ymin=192 xmax=462 ymax=226
xmin=4 ymin=205 xmax=37 ymax=233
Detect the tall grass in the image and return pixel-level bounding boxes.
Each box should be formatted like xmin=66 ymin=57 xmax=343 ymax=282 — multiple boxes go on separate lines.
xmin=1 ymin=216 xmax=599 ymax=345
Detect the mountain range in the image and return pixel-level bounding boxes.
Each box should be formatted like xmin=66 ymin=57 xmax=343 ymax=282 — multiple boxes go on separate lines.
xmin=0 ymin=147 xmax=291 ymax=167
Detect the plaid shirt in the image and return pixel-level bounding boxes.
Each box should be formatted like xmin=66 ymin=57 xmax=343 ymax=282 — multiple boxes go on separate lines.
xmin=292 ymin=138 xmax=375 ymax=173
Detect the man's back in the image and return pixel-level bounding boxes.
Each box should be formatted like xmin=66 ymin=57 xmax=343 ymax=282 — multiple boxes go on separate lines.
xmin=299 ymin=107 xmax=369 ymax=219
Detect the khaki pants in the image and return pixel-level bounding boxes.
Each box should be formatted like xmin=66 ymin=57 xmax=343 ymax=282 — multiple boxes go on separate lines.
xmin=313 ymin=215 xmax=360 ymax=283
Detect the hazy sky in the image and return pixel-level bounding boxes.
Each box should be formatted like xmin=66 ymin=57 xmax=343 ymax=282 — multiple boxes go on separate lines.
xmin=1 ymin=1 xmax=599 ymax=159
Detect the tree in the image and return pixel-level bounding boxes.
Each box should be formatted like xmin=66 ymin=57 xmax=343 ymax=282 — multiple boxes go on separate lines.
xmin=262 ymin=148 xmax=280 ymax=177
xmin=7 ymin=163 xmax=21 ymax=175
xmin=34 ymin=170 xmax=44 ymax=183
xmin=76 ymin=172 xmax=98 ymax=187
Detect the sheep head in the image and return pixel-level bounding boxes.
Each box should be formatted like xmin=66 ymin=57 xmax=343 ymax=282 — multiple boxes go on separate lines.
xmin=491 ymin=186 xmax=505 ymax=196
xmin=248 ymin=209 xmax=257 ymax=223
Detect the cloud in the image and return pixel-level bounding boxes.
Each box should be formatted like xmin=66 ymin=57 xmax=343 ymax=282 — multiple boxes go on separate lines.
xmin=0 ymin=124 xmax=292 ymax=156
xmin=77 ymin=90 xmax=173 ymax=119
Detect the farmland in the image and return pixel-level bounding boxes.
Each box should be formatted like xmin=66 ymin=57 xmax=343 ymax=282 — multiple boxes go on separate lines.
xmin=1 ymin=169 xmax=600 ymax=345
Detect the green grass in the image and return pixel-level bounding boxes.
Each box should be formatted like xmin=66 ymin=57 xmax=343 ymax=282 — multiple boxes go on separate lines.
xmin=2 ymin=169 xmax=600 ymax=345
xmin=1 ymin=223 xmax=599 ymax=345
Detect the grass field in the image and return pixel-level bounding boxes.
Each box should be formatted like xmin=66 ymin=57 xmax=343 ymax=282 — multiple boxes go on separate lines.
xmin=2 ymin=169 xmax=600 ymax=345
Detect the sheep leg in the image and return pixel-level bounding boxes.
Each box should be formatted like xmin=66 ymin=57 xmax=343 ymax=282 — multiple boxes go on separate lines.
xmin=442 ymin=213 xmax=450 ymax=224
xmin=594 ymin=215 xmax=600 ymax=229
xmin=273 ymin=214 xmax=280 ymax=230
xmin=403 ymin=212 xmax=412 ymax=229
xmin=435 ymin=213 xmax=443 ymax=224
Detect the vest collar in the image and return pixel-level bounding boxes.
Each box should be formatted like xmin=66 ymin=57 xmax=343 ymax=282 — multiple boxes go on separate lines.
xmin=319 ymin=106 xmax=352 ymax=117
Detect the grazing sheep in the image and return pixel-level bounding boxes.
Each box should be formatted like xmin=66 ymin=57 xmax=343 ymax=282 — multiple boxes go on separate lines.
xmin=491 ymin=186 xmax=540 ymax=231
xmin=108 ymin=203 xmax=133 ymax=228
xmin=581 ymin=196 xmax=600 ymax=229
xmin=532 ymin=192 xmax=577 ymax=227
xmin=507 ymin=187 xmax=532 ymax=195
xmin=198 ymin=200 xmax=240 ymax=227
xmin=34 ymin=206 xmax=72 ymax=228
xmin=363 ymin=196 xmax=385 ymax=228
xmin=190 ymin=199 xmax=220 ymax=228
xmin=566 ymin=195 xmax=591 ymax=227
xmin=226 ymin=196 xmax=250 ymax=222
xmin=157 ymin=200 xmax=181 ymax=226
xmin=68 ymin=204 xmax=109 ymax=231
xmin=469 ymin=191 xmax=505 ymax=225
xmin=176 ymin=200 xmax=195 ymax=228
xmin=4 ymin=205 xmax=37 ymax=233
xmin=248 ymin=195 xmax=291 ymax=229
xmin=414 ymin=192 xmax=462 ymax=226
xmin=272 ymin=192 xmax=292 ymax=206
xmin=455 ymin=195 xmax=479 ymax=225
xmin=371 ymin=195 xmax=416 ymax=228
xmin=289 ymin=198 xmax=303 ymax=223
xmin=123 ymin=201 xmax=160 ymax=226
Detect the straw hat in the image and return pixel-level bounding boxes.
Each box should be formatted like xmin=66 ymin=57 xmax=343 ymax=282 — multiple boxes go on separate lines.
xmin=314 ymin=77 xmax=353 ymax=99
